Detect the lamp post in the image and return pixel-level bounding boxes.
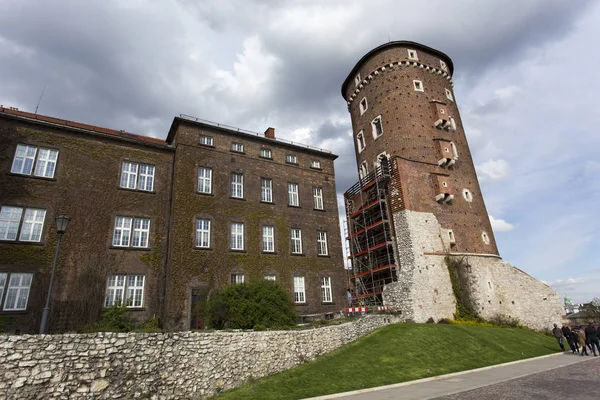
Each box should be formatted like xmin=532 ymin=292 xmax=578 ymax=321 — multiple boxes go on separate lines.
xmin=39 ymin=214 xmax=70 ymax=334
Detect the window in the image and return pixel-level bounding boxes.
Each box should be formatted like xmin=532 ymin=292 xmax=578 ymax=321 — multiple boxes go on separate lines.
xmin=313 ymin=187 xmax=324 ymax=210
xmin=230 ymin=222 xmax=244 ymax=250
xmin=451 ymin=142 xmax=458 ymax=159
xmin=231 ymin=274 xmax=245 ymax=284
xmin=359 ymin=97 xmax=368 ymax=115
xmin=317 ymin=231 xmax=328 ymax=256
xmin=482 ymin=232 xmax=490 ymax=245
xmin=407 ymin=49 xmax=418 ymax=60
xmin=356 ymin=131 xmax=366 ymax=153
xmin=293 ymin=276 xmax=306 ymax=303
xmin=413 ymin=80 xmax=424 ymax=92
xmin=321 ymin=277 xmax=332 ymax=303
xmin=440 ymin=60 xmax=448 ymax=71
xmin=120 ymin=162 xmax=155 ymax=192
xmin=354 ymin=73 xmax=361 ymax=87
xmin=291 ymin=228 xmax=302 ymax=254
xmin=448 ymin=230 xmax=455 ymax=243
xmin=260 ymin=178 xmax=273 ymax=203
xmin=112 ymin=217 xmax=150 ymax=248
xmin=371 ymin=116 xmax=383 ymax=139
xmin=195 ymin=219 xmax=211 ymax=248
xmin=1 ymin=273 xmax=33 ymax=311
xmin=262 ymin=225 xmax=275 ymax=252
xmin=288 ymin=183 xmax=299 ymax=206
xmin=359 ymin=161 xmax=368 ymax=179
xmin=310 ymin=160 xmax=321 ymax=169
xmin=463 ymin=189 xmax=473 ymax=202
xmin=286 ymin=154 xmax=298 ymax=164
xmin=197 ymin=167 xmax=212 ymax=194
xmin=11 ymin=144 xmax=59 ymax=178
xmin=231 ymin=173 xmax=244 ymax=199
xmin=264 ymin=275 xmax=276 ymax=281
xmin=0 ymin=206 xmax=46 ymax=242
xmin=260 ymin=148 xmax=272 ymax=159
xmin=200 ymin=136 xmax=213 ymax=146
xmin=445 ymin=88 xmax=454 ymax=101
xmin=104 ymin=275 xmax=145 ymax=308
xmin=231 ymin=142 xmax=244 ymax=153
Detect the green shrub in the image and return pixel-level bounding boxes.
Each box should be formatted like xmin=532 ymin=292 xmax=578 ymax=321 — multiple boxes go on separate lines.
xmin=206 ymin=280 xmax=298 ymax=330
xmin=81 ymin=305 xmax=131 ymax=332
xmin=426 ymin=317 xmax=435 ymax=324
xmin=253 ymin=324 xmax=267 ymax=331
xmin=132 ymin=317 xmax=162 ymax=333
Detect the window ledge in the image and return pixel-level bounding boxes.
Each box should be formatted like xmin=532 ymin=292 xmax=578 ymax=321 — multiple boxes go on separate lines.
xmin=229 ymin=249 xmax=247 ymax=253
xmin=259 ymin=156 xmax=273 ymax=160
xmin=103 ymin=307 xmax=147 ymax=312
xmin=262 ymin=251 xmax=277 ymax=255
xmin=287 ymin=205 xmax=301 ymax=208
xmin=0 ymin=240 xmax=44 ymax=246
xmin=317 ymin=254 xmax=330 ymax=258
xmin=199 ymin=144 xmax=214 ymax=148
xmin=229 ymin=197 xmax=246 ymax=201
xmin=290 ymin=253 xmax=305 ymax=257
xmin=194 ymin=247 xmax=213 ymax=251
xmin=230 ymin=150 xmax=246 ymax=154
xmin=313 ymin=208 xmax=326 ymax=212
xmin=117 ymin=187 xmax=156 ymax=194
xmin=285 ymin=162 xmax=299 ymax=165
xmin=260 ymin=201 xmax=274 ymax=205
xmin=197 ymin=192 xmax=214 ymax=196
xmin=0 ymin=309 xmax=30 ymax=315
xmin=7 ymin=173 xmax=57 ymax=182
xmin=294 ymin=303 xmax=308 ymax=306
xmin=108 ymin=246 xmax=152 ymax=251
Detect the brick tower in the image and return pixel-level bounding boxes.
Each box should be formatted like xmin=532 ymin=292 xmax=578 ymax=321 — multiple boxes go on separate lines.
xmin=342 ymin=41 xmax=562 ymax=329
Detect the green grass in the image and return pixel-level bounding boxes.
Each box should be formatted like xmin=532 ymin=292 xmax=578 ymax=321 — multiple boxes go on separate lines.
xmin=215 ymin=323 xmax=558 ymax=400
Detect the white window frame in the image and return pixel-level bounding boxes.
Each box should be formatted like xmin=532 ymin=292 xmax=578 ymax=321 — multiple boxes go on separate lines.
xmin=356 ymin=131 xmax=366 ymax=153
xmin=2 ymin=273 xmax=33 ymax=311
xmin=112 ymin=217 xmax=150 ymax=248
xmin=288 ymin=183 xmax=299 ymax=206
xmin=359 ymin=97 xmax=368 ymax=115
xmin=321 ymin=277 xmax=332 ymax=303
xmin=451 ymin=142 xmax=458 ymax=159
xmin=11 ymin=144 xmax=59 ymax=179
xmin=291 ymin=228 xmax=302 ymax=254
xmin=482 ymin=232 xmax=490 ymax=245
xmin=359 ymin=161 xmax=368 ymax=179
xmin=231 ymin=173 xmax=244 ymax=199
xmin=317 ymin=231 xmax=328 ymax=256
xmin=261 ymin=178 xmax=273 ymax=203
xmin=230 ymin=222 xmax=244 ymax=250
xmin=286 ymin=154 xmax=298 ymax=164
xmin=260 ymin=148 xmax=272 ymax=159
xmin=104 ymin=275 xmax=145 ymax=308
xmin=407 ymin=49 xmax=419 ymax=60
xmin=354 ymin=73 xmax=361 ymax=87
xmin=120 ymin=161 xmax=155 ymax=192
xmin=264 ymin=275 xmax=276 ymax=281
xmin=310 ymin=160 xmax=321 ymax=169
xmin=413 ymin=80 xmax=424 ymax=92
xmin=313 ymin=187 xmax=324 ymax=210
xmin=0 ymin=206 xmax=24 ymax=241
xmin=463 ymin=189 xmax=473 ymax=202
xmin=262 ymin=225 xmax=275 ymax=253
xmin=195 ymin=219 xmax=211 ymax=248
xmin=371 ymin=116 xmax=383 ymax=139
xmin=293 ymin=276 xmax=306 ymax=303
xmin=231 ymin=142 xmax=244 ymax=153
xmin=200 ymin=136 xmax=213 ymax=146
xmin=231 ymin=274 xmax=245 ymax=284
xmin=445 ymin=88 xmax=454 ymax=101
xmin=18 ymin=208 xmax=47 ymax=242
xmin=440 ymin=60 xmax=448 ymax=71
xmin=197 ymin=167 xmax=213 ymax=194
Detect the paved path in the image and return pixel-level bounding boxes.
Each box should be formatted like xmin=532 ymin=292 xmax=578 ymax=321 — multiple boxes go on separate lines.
xmin=306 ymin=353 xmax=599 ymax=400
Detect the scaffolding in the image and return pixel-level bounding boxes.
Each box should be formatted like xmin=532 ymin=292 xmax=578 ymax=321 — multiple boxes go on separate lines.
xmin=344 ymin=159 xmax=398 ymax=306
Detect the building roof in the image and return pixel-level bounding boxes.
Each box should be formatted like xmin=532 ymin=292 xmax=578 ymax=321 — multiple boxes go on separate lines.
xmin=166 ymin=114 xmax=338 ymax=159
xmin=341 ymin=40 xmax=454 ymax=99
xmin=0 ymin=106 xmax=169 ymax=148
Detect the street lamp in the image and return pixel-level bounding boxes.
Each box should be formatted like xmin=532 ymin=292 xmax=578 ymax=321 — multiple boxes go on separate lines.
xmin=39 ymin=214 xmax=70 ymax=334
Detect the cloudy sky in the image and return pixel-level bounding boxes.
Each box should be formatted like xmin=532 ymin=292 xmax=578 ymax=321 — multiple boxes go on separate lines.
xmin=2 ymin=0 xmax=599 ymax=303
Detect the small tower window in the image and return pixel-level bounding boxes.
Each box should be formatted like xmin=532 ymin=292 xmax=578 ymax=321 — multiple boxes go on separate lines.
xmin=354 ymin=73 xmax=361 ymax=87
xmin=407 ymin=49 xmax=418 ymax=60
xmin=482 ymin=232 xmax=490 ymax=245
xmin=413 ymin=80 xmax=424 ymax=92
xmin=356 ymin=131 xmax=366 ymax=153
xmin=359 ymin=97 xmax=368 ymax=115
xmin=463 ymin=189 xmax=473 ymax=202
xmin=448 ymin=230 xmax=455 ymax=243
xmin=442 ymin=181 xmax=448 ymax=188
xmin=440 ymin=60 xmax=448 ymax=71
xmin=371 ymin=116 xmax=383 ymax=139
xmin=359 ymin=161 xmax=368 ymax=179
xmin=451 ymin=142 xmax=458 ymax=159
xmin=445 ymin=88 xmax=454 ymax=101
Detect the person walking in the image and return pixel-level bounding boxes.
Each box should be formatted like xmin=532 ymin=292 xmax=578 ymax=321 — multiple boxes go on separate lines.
xmin=575 ymin=326 xmax=589 ymax=356
xmin=570 ymin=327 xmax=580 ymax=354
xmin=552 ymin=323 xmax=565 ymax=352
xmin=584 ymin=323 xmax=599 ymax=356
xmin=562 ymin=324 xmax=577 ymax=353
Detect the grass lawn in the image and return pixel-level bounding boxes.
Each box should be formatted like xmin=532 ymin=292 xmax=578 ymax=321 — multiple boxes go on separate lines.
xmin=215 ymin=323 xmax=559 ymax=400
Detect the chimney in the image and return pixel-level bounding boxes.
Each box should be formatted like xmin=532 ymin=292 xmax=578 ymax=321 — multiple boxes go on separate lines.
xmin=264 ymin=127 xmax=275 ymax=139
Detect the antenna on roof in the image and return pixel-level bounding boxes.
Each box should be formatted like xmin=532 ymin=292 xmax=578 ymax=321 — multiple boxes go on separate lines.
xmin=387 ymin=33 xmax=391 ymax=43
xmin=34 ymin=82 xmax=48 ymax=115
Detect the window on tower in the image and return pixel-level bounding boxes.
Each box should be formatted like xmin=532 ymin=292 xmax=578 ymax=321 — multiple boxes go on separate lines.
xmin=407 ymin=49 xmax=418 ymax=60
xmin=356 ymin=131 xmax=365 ymax=153
xmin=354 ymin=73 xmax=361 ymax=87
xmin=413 ymin=80 xmax=424 ymax=92
xmin=371 ymin=116 xmax=383 ymax=139
xmin=359 ymin=97 xmax=368 ymax=115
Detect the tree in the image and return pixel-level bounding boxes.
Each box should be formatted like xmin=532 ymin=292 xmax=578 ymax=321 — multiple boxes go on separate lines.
xmin=582 ymin=297 xmax=600 ymax=321
xmin=206 ymin=280 xmax=298 ymax=329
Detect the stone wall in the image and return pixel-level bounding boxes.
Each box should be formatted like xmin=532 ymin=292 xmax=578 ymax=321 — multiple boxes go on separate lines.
xmin=0 ymin=315 xmax=402 ymax=400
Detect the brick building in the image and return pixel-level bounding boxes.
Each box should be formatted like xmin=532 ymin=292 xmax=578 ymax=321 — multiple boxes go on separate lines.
xmin=342 ymin=41 xmax=562 ymax=329
xmin=0 ymin=107 xmax=344 ymax=334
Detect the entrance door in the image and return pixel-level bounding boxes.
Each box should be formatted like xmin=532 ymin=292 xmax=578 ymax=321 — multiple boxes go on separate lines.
xmin=190 ymin=287 xmax=209 ymax=330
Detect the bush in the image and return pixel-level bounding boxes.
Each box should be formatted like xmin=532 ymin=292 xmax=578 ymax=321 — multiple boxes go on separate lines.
xmin=426 ymin=317 xmax=435 ymax=324
xmin=81 ymin=305 xmax=131 ymax=332
xmin=206 ymin=280 xmax=298 ymax=330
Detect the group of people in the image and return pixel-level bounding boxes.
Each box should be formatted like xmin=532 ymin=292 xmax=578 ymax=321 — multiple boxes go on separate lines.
xmin=552 ymin=323 xmax=600 ymax=356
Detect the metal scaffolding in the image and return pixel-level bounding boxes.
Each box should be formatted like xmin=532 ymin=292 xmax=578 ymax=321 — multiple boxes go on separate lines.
xmin=344 ymin=159 xmax=398 ymax=306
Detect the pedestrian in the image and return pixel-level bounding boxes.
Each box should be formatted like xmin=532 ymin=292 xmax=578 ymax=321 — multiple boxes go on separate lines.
xmin=552 ymin=323 xmax=565 ymax=352
xmin=570 ymin=328 xmax=580 ymax=354
xmin=576 ymin=326 xmax=589 ymax=356
xmin=584 ymin=322 xmax=599 ymax=356
xmin=561 ymin=324 xmax=577 ymax=354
